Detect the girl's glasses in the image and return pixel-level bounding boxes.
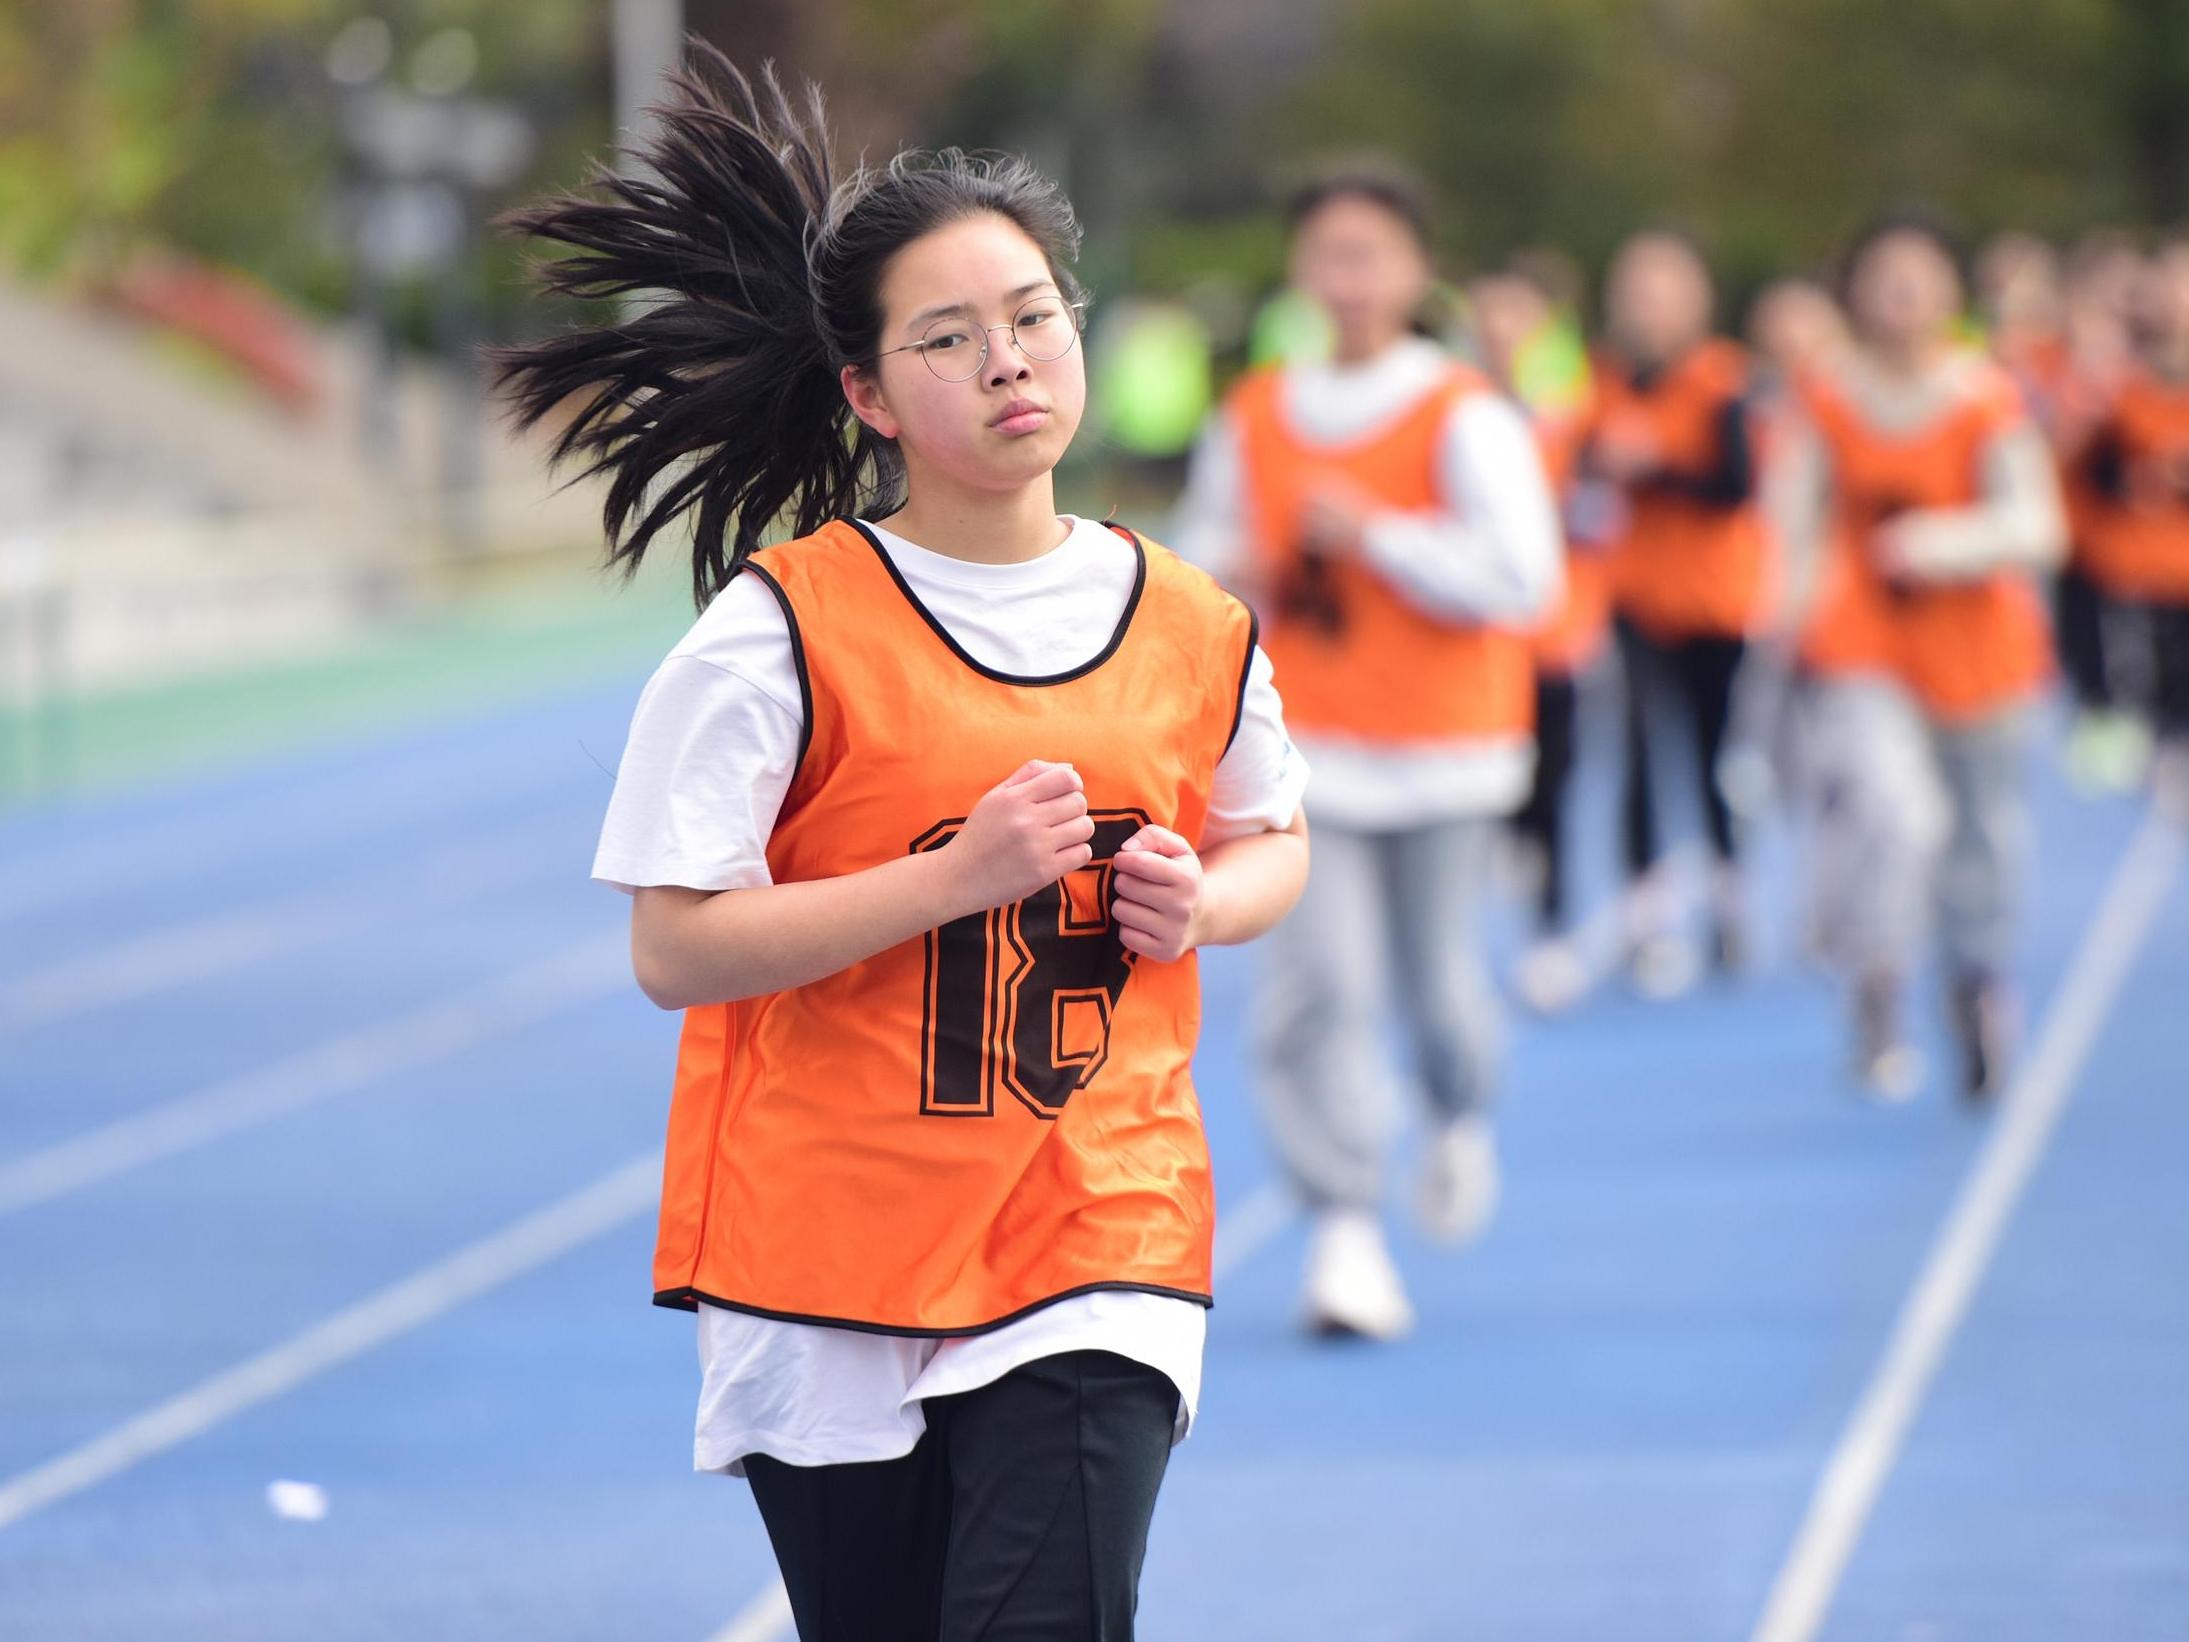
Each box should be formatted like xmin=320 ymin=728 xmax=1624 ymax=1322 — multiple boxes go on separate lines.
xmin=877 ymin=297 xmax=1086 ymax=382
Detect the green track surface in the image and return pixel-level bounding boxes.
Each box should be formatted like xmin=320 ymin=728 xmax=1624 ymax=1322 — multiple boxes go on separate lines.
xmin=0 ymin=560 xmax=694 ymax=808
xmin=0 ymin=480 xmax=1160 ymax=810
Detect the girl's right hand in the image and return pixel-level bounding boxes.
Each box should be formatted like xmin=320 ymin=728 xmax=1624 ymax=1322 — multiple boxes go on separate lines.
xmin=941 ymin=760 xmax=1095 ymax=914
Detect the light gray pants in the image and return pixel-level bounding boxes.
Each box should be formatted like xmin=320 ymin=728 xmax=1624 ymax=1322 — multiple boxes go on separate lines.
xmin=1251 ymin=814 xmax=1502 ymax=1213
xmin=1801 ymin=677 xmax=2032 ymax=980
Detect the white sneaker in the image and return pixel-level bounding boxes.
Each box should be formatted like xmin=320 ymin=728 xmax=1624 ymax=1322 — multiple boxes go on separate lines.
xmin=1415 ymin=1114 xmax=1501 ymax=1247
xmin=1856 ymin=1042 xmax=1925 ymax=1105
xmin=1628 ymin=931 xmax=1701 ymax=1000
xmin=1300 ymin=1210 xmax=1415 ymax=1341
xmin=1515 ymin=935 xmax=1589 ymax=1015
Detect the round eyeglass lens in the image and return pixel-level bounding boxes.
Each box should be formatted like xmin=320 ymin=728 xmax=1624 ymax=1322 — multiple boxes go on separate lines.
xmin=914 ymin=299 xmax=1081 ymax=380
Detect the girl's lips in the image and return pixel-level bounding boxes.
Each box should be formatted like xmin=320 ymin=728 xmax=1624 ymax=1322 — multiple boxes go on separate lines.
xmin=989 ymin=401 xmax=1049 ymax=436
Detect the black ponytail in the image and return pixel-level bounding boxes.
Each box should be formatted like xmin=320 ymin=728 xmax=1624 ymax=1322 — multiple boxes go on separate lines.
xmin=489 ymin=40 xmax=1087 ymax=613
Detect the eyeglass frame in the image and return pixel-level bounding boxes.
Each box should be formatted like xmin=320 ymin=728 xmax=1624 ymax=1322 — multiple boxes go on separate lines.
xmin=871 ymin=296 xmax=1090 ymax=381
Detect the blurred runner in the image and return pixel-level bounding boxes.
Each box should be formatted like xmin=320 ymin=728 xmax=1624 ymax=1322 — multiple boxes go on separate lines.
xmin=2084 ymin=236 xmax=2189 ymax=819
xmin=1472 ymin=266 xmax=1608 ymax=1014
xmin=1779 ymin=212 xmax=2067 ymax=1102
xmin=1585 ymin=229 xmax=1774 ymax=994
xmin=1171 ymin=164 xmax=1561 ymax=1339
xmin=1739 ymin=277 xmax=1852 ymax=837
xmin=2053 ymin=232 xmax=2151 ymax=790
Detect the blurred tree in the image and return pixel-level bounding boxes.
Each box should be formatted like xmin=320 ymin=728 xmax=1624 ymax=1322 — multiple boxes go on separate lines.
xmin=5 ymin=0 xmax=2187 ymax=353
xmin=0 ymin=0 xmax=606 ymax=339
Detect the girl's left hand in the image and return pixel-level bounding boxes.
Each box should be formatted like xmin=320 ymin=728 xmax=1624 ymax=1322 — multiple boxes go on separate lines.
xmin=1297 ymin=479 xmax=1377 ymax=557
xmin=1110 ymin=825 xmax=1205 ymax=962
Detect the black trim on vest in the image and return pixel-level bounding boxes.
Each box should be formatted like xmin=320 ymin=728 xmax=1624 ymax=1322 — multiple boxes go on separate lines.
xmin=652 ymin=1278 xmax=1214 ymax=1335
xmin=1225 ymin=602 xmax=1259 ymax=756
xmin=733 ymin=559 xmax=813 ymax=779
xmin=848 ymin=518 xmax=1148 ymax=687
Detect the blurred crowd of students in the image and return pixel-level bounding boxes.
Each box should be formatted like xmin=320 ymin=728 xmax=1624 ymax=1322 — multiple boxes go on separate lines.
xmin=1153 ymin=167 xmax=2189 ymax=1338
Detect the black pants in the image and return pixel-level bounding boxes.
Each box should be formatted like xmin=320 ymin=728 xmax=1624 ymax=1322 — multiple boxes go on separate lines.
xmin=743 ymin=1349 xmax=1180 ymax=1642
xmin=1512 ymin=670 xmax=1580 ymax=930
xmin=2145 ymin=599 xmax=2189 ymax=740
xmin=1617 ymin=618 xmax=1744 ymax=875
xmin=2054 ymin=562 xmax=2114 ymax=710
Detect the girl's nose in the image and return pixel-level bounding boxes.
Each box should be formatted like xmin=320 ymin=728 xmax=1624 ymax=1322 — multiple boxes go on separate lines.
xmin=987 ymin=343 xmax=1033 ymax=388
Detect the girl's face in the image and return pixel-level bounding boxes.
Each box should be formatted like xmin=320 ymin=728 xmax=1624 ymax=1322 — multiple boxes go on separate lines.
xmin=1468 ymin=275 xmax=1547 ymax=381
xmin=1288 ymin=195 xmax=1432 ymax=359
xmin=1606 ymin=235 xmax=1712 ymax=361
xmin=1749 ymin=279 xmax=1846 ymax=375
xmin=845 ymin=213 xmax=1086 ymax=499
xmin=1850 ymin=231 xmax=1962 ymax=354
xmin=2133 ymin=246 xmax=2189 ymax=349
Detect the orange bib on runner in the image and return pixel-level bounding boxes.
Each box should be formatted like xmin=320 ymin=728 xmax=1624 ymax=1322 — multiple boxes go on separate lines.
xmin=2087 ymin=367 xmax=2189 ymax=603
xmin=1591 ymin=338 xmax=1773 ymax=642
xmin=1798 ymin=363 xmax=2052 ymax=722
xmin=1229 ymin=361 xmax=1534 ymax=744
xmin=1525 ymin=404 xmax=1612 ymax=674
xmin=650 ymin=520 xmax=1254 ymax=1334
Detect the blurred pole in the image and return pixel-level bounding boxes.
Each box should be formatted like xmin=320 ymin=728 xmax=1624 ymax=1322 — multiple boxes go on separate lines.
xmin=611 ymin=0 xmax=683 ymax=341
xmin=613 ymin=0 xmax=684 ymax=160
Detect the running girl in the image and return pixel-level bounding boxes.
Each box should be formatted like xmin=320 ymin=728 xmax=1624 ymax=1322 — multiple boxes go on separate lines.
xmin=1172 ymin=164 xmax=1561 ymax=1339
xmin=1470 ymin=266 xmax=1609 ymax=1016
xmin=494 ymin=48 xmax=1310 ymax=1639
xmin=2085 ymin=236 xmax=2189 ymax=816
xmin=1779 ymin=212 xmax=2067 ymax=1101
xmin=1585 ymin=229 xmax=1774 ymax=992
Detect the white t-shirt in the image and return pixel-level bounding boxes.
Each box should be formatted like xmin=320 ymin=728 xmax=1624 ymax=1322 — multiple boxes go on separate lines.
xmin=1168 ymin=335 xmax=1566 ymax=830
xmin=591 ymin=513 xmax=1308 ymax=1476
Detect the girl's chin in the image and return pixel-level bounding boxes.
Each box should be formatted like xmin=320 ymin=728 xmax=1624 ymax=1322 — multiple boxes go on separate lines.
xmin=928 ymin=436 xmax=1074 ymax=490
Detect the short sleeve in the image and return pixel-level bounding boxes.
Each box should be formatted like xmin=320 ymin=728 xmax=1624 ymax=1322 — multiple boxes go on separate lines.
xmin=589 ymin=573 xmax=807 ymax=896
xmin=1201 ymin=644 xmax=1308 ymax=849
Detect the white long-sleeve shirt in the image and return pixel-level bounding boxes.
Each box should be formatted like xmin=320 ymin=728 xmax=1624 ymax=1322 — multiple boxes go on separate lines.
xmin=1168 ymin=336 xmax=1564 ymax=829
xmin=1765 ymin=350 xmax=2068 ymax=629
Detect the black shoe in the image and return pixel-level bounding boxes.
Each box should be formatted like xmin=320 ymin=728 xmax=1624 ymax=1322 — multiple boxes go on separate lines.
xmin=1950 ymin=971 xmax=2016 ymax=1104
xmin=1711 ymin=913 xmax=1747 ymax=975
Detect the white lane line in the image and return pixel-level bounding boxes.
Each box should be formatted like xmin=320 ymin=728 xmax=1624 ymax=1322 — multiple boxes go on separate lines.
xmin=1748 ymin=808 xmax=2186 ymax=1642
xmin=0 ymin=930 xmax=630 ymax=1216
xmin=0 ymin=1151 xmax=662 ymax=1534
xmin=0 ymin=757 xmax=590 ymax=925
xmin=704 ymin=1580 xmax=797 ymax=1642
xmin=1 ymin=814 xmax=583 ymax=1033
xmin=1211 ymin=1179 xmax=1295 ymax=1281
xmin=702 ymin=1177 xmax=1303 ymax=1642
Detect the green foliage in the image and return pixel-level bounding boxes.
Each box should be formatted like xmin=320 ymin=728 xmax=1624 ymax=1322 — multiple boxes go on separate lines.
xmin=3 ymin=0 xmax=2181 ymax=349
xmin=1274 ymin=0 xmax=2153 ymax=300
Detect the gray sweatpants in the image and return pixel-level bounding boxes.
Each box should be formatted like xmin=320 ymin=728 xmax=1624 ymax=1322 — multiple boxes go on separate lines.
xmin=1800 ymin=676 xmax=2032 ymax=980
xmin=1251 ymin=815 xmax=1502 ymax=1213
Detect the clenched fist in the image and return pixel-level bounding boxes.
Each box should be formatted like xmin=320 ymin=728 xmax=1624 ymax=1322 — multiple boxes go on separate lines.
xmin=941 ymin=760 xmax=1096 ymax=915
xmin=1109 ymin=824 xmax=1205 ymax=963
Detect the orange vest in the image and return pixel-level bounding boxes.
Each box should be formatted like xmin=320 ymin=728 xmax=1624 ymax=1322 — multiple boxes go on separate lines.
xmin=2086 ymin=366 xmax=2189 ymax=603
xmin=1590 ymin=338 xmax=1773 ymax=641
xmin=1229 ymin=361 xmax=1534 ymax=743
xmin=1798 ymin=363 xmax=2053 ymax=722
xmin=1525 ymin=405 xmax=1612 ymax=673
xmin=652 ymin=519 xmax=1255 ymax=1333
xmin=2028 ymin=342 xmax=2119 ymax=575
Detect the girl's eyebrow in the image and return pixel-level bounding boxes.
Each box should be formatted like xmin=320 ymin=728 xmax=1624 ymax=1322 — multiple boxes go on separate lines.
xmin=903 ymin=280 xmax=1059 ymax=333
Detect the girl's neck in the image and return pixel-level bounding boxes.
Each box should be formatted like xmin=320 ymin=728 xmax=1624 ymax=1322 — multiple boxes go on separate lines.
xmin=1329 ymin=327 xmax=1410 ymax=368
xmin=1617 ymin=332 xmax=1699 ymax=373
xmin=879 ymin=473 xmax=1068 ymax=565
xmin=1866 ymin=332 xmax=1951 ymax=381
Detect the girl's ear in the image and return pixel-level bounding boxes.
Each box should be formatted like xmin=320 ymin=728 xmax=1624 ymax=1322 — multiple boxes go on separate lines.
xmin=842 ymin=363 xmax=900 ymax=442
